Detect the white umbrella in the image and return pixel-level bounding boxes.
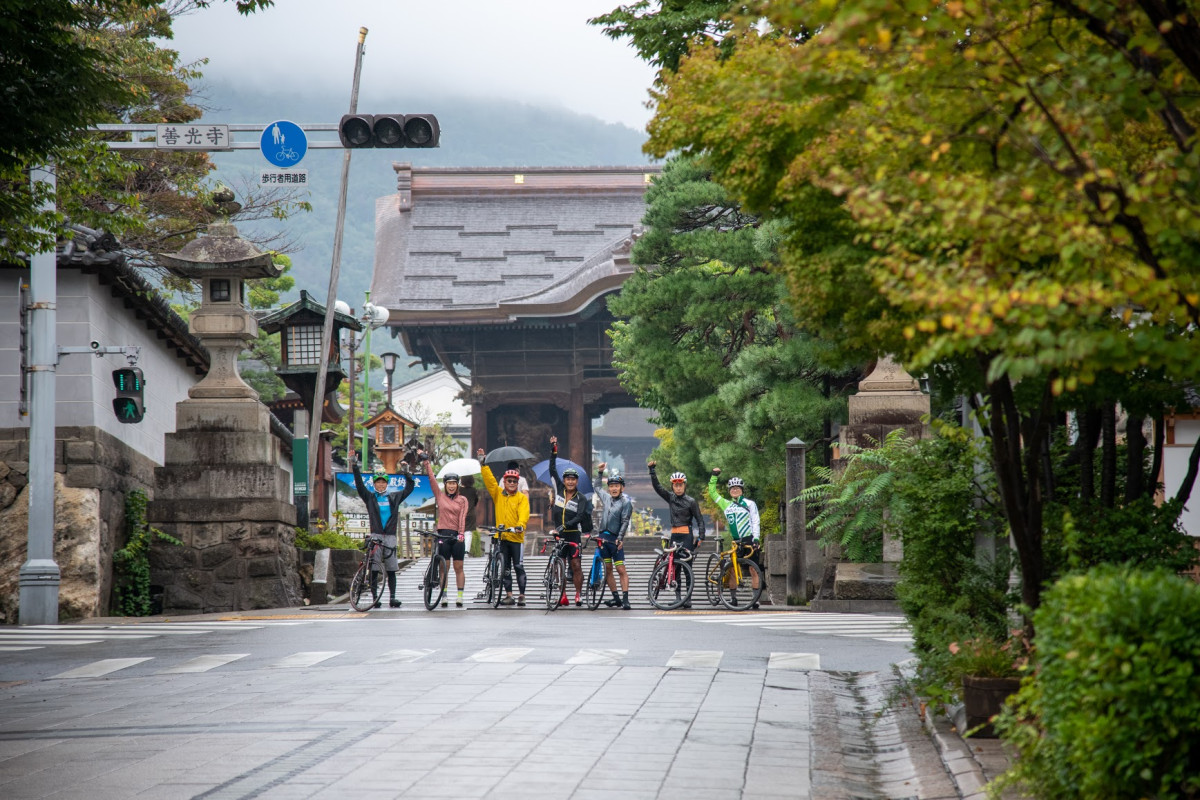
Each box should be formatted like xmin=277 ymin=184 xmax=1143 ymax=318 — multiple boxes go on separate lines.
xmin=436 ymin=457 xmax=483 ymax=479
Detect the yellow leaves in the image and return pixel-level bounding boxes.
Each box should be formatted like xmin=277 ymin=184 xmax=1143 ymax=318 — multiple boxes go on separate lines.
xmin=877 ymin=27 xmax=893 ymax=51
xmin=946 ymin=1 xmax=966 ymax=18
xmin=920 ymin=132 xmax=933 ymax=146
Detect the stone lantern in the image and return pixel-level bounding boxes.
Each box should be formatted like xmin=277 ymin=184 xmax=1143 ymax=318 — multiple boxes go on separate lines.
xmin=147 ymin=223 xmax=302 ymax=614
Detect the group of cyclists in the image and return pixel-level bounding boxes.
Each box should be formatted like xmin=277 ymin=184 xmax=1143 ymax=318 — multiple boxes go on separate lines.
xmin=350 ymin=434 xmax=763 ymax=610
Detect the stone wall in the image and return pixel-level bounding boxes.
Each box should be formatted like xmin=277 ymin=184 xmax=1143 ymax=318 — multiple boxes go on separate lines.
xmin=0 ymin=426 xmax=156 ymax=623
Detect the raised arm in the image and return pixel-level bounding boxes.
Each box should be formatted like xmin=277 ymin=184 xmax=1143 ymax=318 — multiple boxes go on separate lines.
xmin=423 ymin=455 xmax=444 ymax=506
xmin=351 ymin=460 xmax=371 ymax=503
xmin=648 ymin=462 xmax=671 ymax=502
xmin=707 ymin=469 xmax=729 ymax=510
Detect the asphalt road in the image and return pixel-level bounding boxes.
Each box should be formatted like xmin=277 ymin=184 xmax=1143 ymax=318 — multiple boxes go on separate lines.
xmin=0 ymin=607 xmax=952 ymax=800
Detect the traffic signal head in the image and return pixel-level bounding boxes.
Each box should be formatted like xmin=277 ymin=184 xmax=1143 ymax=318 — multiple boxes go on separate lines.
xmin=338 ymin=114 xmax=439 ymax=148
xmin=112 ymin=367 xmax=145 ymax=424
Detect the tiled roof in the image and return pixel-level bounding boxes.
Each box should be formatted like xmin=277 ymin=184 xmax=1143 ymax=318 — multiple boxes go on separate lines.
xmin=372 ymin=166 xmax=658 ymax=323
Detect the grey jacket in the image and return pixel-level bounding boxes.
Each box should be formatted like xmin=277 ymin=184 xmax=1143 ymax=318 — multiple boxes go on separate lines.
xmin=594 ymin=490 xmax=633 ymax=541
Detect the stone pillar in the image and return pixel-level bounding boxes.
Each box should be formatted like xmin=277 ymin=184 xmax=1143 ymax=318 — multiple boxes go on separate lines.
xmin=568 ymin=387 xmax=586 ymax=465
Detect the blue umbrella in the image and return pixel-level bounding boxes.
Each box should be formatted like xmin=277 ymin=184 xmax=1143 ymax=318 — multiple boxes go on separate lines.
xmin=533 ymin=458 xmax=594 ymax=496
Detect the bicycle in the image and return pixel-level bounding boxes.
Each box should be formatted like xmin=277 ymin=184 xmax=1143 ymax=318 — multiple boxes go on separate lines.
xmin=705 ymin=538 xmax=764 ymax=611
xmin=583 ymin=536 xmax=605 ymax=610
xmin=348 ymin=536 xmax=386 ymax=612
xmin=418 ymin=530 xmax=459 ymax=610
xmin=540 ymin=533 xmax=581 ymax=611
xmin=647 ymin=540 xmax=694 ymax=610
xmin=479 ymin=525 xmax=522 ymax=608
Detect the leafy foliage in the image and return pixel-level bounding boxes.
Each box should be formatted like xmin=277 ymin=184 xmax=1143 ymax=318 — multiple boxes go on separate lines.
xmin=113 ymin=489 xmax=181 ymax=616
xmin=294 ymin=527 xmax=361 ymax=551
xmin=995 ymin=567 xmax=1200 ymax=799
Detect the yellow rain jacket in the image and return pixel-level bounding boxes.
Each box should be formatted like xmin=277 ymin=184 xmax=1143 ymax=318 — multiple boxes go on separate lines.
xmin=481 ymin=465 xmax=530 ymax=543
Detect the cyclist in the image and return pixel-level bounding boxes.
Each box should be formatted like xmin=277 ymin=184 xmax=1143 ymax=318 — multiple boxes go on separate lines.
xmin=649 ymin=461 xmax=705 ymax=607
xmin=477 ymin=448 xmax=531 ymax=606
xmin=351 ymin=458 xmax=416 ymax=608
xmin=594 ymin=463 xmax=634 ymax=609
xmin=420 ymin=450 xmax=469 ymax=607
xmin=547 ymin=435 xmax=592 ymax=606
xmin=708 ymin=467 xmax=764 ymax=607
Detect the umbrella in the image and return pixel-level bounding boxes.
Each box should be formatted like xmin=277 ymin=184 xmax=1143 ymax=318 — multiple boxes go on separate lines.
xmin=533 ymin=458 xmax=594 ymax=496
xmin=483 ymin=445 xmax=535 ymax=468
xmin=436 ymin=458 xmax=482 ymax=480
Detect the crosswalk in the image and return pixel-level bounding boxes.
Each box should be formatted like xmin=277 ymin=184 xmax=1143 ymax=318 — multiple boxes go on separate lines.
xmin=26 ymin=645 xmax=825 ymax=679
xmin=641 ymin=611 xmax=913 ymax=644
xmin=0 ymin=620 xmax=307 ymax=652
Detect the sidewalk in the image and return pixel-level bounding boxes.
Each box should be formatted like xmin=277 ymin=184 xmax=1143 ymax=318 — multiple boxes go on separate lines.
xmin=918 ymin=701 xmax=1018 ymax=799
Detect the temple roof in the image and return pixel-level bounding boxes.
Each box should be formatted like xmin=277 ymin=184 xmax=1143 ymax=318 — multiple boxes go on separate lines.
xmin=372 ymin=165 xmax=659 ymax=325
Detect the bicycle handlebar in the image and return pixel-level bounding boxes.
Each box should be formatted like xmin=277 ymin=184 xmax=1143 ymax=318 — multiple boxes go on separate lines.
xmin=419 ymin=530 xmax=460 ymax=540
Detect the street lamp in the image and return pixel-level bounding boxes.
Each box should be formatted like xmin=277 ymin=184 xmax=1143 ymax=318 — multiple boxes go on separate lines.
xmin=381 ymin=351 xmax=400 ymax=409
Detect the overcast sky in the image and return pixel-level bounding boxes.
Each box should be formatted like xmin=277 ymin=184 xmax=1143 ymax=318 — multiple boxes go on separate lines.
xmin=169 ymin=0 xmax=658 ymax=130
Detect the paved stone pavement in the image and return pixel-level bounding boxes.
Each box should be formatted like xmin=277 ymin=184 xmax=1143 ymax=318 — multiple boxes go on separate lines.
xmin=0 ymin=612 xmax=1007 ymax=799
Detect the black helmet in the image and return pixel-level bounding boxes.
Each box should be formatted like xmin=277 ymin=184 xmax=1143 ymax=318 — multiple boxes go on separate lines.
xmin=607 ymin=474 xmax=625 ymax=486
xmin=562 ymin=468 xmax=580 ymax=479
xmin=442 ymin=473 xmax=460 ymax=483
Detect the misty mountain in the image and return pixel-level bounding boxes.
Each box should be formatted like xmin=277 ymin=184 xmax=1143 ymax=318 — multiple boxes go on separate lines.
xmin=197 ymin=80 xmax=655 ymax=321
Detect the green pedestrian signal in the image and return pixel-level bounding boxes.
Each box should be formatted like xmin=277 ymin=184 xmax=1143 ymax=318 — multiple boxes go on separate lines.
xmin=112 ymin=367 xmax=145 ymax=423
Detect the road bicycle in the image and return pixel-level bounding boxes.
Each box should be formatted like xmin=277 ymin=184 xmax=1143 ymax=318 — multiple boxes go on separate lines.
xmin=276 ymin=146 xmax=299 ymax=162
xmin=540 ymin=533 xmax=581 ymax=611
xmin=583 ymin=536 xmax=605 ymax=610
xmin=348 ymin=535 xmax=386 ymax=612
xmin=418 ymin=530 xmax=459 ymax=610
xmin=704 ymin=538 xmax=764 ymax=611
xmin=647 ymin=540 xmax=694 ymax=610
xmin=479 ymin=525 xmax=522 ymax=608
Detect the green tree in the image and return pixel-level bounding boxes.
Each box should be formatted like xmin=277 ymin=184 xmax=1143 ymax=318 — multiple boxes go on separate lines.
xmin=603 ymin=0 xmax=1200 ymax=614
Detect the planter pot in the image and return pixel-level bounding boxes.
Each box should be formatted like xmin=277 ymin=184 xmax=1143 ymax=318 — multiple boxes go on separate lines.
xmin=961 ymin=675 xmax=1021 ymax=738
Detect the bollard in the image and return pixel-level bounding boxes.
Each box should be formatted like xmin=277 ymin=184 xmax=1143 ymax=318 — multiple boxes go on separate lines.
xmin=786 ymin=438 xmax=807 ymax=604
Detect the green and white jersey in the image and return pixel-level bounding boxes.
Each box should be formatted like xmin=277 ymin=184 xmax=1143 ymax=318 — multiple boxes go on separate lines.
xmin=707 ymin=475 xmax=760 ymax=541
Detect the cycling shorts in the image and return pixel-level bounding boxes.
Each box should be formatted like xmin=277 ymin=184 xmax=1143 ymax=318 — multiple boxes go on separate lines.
xmin=556 ymin=531 xmax=582 ymax=556
xmin=436 ymin=530 xmax=465 ymax=561
xmin=599 ymin=532 xmax=624 ymax=565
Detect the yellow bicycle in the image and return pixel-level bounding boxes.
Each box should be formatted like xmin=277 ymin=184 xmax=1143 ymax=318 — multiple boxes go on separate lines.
xmin=702 ymin=539 xmax=764 ymax=611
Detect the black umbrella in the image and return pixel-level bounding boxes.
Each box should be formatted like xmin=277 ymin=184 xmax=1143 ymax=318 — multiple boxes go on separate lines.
xmin=483 ymin=445 xmax=535 ymax=468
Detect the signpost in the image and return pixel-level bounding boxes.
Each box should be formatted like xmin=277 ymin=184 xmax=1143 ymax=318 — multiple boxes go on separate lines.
xmin=260 ymin=120 xmax=308 ymax=167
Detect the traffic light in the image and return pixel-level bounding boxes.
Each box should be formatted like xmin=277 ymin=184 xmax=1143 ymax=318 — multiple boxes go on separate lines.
xmin=338 ymin=114 xmax=440 ymax=148
xmin=112 ymin=367 xmax=145 ymax=424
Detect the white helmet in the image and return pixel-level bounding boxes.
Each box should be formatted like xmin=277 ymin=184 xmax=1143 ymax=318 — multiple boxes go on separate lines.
xmin=728 ymin=477 xmax=745 ymax=489
xmin=669 ymin=472 xmax=687 ymax=483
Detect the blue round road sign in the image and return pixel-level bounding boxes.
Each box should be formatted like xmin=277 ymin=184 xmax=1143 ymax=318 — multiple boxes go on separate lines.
xmin=260 ymin=120 xmax=307 ymax=168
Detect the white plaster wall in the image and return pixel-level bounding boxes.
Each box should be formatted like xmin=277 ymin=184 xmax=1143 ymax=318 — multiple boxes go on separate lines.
xmin=0 ymin=270 xmax=198 ymax=464
xmin=1163 ymin=418 xmax=1200 ymax=538
xmin=391 ymin=370 xmax=470 ymax=427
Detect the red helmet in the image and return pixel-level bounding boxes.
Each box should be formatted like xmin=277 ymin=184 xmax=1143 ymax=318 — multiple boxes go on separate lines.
xmin=503 ymin=469 xmax=521 ymax=480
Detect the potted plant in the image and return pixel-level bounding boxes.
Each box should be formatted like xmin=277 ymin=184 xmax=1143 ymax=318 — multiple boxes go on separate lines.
xmin=948 ymin=631 xmax=1029 ymax=737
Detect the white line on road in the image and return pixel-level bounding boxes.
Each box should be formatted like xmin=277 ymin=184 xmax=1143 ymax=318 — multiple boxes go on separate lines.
xmin=157 ymin=654 xmax=249 ymax=674
xmin=667 ymin=650 xmax=723 ymax=668
xmin=466 ymin=647 xmax=533 ymax=663
xmin=269 ymin=651 xmax=344 ymax=668
xmin=50 ymin=658 xmax=153 ymax=679
xmin=0 ymin=646 xmax=43 ymax=652
xmin=768 ymin=652 xmax=821 ymax=670
xmin=566 ymin=648 xmax=628 ymax=665
xmin=363 ymin=649 xmax=435 ymax=664
xmin=0 ymin=639 xmax=102 ymax=646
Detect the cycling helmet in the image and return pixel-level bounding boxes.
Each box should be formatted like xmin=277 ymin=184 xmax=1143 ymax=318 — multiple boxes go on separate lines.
xmin=371 ymin=472 xmax=389 ymax=483
xmin=669 ymin=471 xmax=687 ymax=483
xmin=442 ymin=473 xmax=460 ymax=483
xmin=728 ymin=477 xmax=745 ymax=489
xmin=502 ymin=469 xmax=521 ymax=480
xmin=607 ymin=474 xmax=625 ymax=486
xmin=562 ymin=468 xmax=580 ymax=479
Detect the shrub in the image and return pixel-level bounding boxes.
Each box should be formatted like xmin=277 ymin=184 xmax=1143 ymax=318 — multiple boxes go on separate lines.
xmin=994 ymin=566 xmax=1200 ymax=799
xmin=294 ymin=527 xmax=363 ymax=551
xmin=113 ymin=489 xmax=181 ymax=617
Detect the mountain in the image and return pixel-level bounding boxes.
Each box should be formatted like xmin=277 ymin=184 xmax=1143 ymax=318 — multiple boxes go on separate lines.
xmin=196 ymin=80 xmax=655 ymax=323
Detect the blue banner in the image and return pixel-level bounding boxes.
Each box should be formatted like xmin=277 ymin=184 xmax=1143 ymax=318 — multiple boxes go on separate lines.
xmin=333 ymin=472 xmax=435 ymax=515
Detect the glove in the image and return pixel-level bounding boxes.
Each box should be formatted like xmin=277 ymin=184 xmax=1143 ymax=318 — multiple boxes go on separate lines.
xmin=457 ymin=533 xmax=464 ymax=542
xmin=419 ymin=452 xmax=430 ymax=463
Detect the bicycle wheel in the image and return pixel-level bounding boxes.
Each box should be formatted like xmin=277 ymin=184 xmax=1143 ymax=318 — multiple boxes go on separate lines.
xmin=424 ymin=555 xmax=447 ymax=611
xmin=546 ymin=557 xmax=567 ymax=611
xmin=720 ymin=558 xmax=764 ymax=611
xmin=646 ymin=557 xmax=674 ymax=610
xmin=349 ymin=561 xmax=382 ymax=612
xmin=703 ymin=554 xmax=723 ymax=606
xmin=493 ymin=553 xmax=508 ymax=609
xmin=586 ymin=552 xmax=606 ymax=610
xmin=482 ymin=554 xmax=497 ymax=606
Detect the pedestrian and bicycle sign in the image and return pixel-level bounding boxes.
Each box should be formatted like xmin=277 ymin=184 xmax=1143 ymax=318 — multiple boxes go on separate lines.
xmin=260 ymin=120 xmax=307 ymax=167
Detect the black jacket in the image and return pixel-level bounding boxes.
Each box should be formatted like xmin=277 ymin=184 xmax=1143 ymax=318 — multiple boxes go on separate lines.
xmin=650 ymin=466 xmax=705 ymax=538
xmin=352 ymin=463 xmax=415 ymax=538
xmin=548 ymin=449 xmax=593 ymax=533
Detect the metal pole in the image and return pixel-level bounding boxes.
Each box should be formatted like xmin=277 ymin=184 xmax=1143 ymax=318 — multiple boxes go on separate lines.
xmin=20 ymin=164 xmax=62 ymax=625
xmin=785 ymin=437 xmax=807 ymax=604
xmin=346 ymin=327 xmax=356 ymax=472
xmin=308 ymin=26 xmax=368 ymax=519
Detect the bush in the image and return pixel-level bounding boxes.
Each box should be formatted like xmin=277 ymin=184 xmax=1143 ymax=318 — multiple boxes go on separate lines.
xmin=113 ymin=489 xmax=181 ymax=617
xmin=994 ymin=566 xmax=1200 ymax=799
xmin=294 ymin=528 xmax=363 ymax=551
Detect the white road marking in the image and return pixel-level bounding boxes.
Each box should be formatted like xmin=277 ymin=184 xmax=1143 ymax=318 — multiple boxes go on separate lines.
xmin=566 ymin=648 xmax=628 ymax=665
xmin=157 ymin=654 xmax=249 ymax=674
xmin=667 ymin=650 xmax=723 ymax=668
xmin=363 ymin=649 xmax=435 ymax=664
xmin=466 ymin=647 xmax=533 ymax=663
xmin=0 ymin=646 xmax=43 ymax=652
xmin=50 ymin=658 xmax=153 ymax=679
xmin=768 ymin=652 xmax=821 ymax=670
xmin=269 ymin=651 xmax=343 ymax=668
